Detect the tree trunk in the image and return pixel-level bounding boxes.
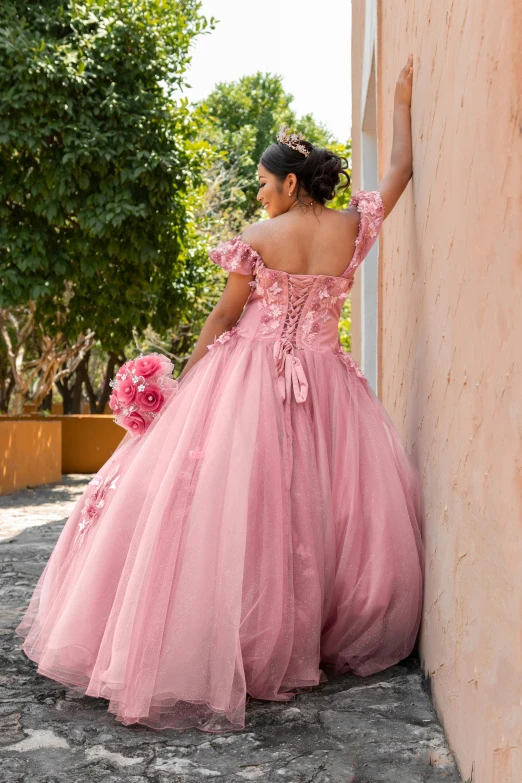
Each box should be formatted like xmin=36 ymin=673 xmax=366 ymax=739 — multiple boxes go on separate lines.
xmin=56 ymin=378 xmax=74 ymax=414
xmin=0 ymin=375 xmax=15 ymax=413
xmin=71 ymin=361 xmax=84 ymax=414
xmin=83 ymin=376 xmax=98 ymax=414
xmin=81 ymin=351 xmax=120 ymax=414
xmin=39 ymin=389 xmax=53 ymax=412
xmin=96 ymin=352 xmax=118 ymax=413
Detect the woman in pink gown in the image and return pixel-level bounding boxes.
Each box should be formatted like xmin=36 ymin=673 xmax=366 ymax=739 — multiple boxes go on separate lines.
xmin=15 ymin=106 xmax=424 ymax=732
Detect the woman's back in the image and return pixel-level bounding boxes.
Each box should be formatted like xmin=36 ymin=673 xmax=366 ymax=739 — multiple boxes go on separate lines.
xmin=242 ymin=204 xmax=361 ymax=279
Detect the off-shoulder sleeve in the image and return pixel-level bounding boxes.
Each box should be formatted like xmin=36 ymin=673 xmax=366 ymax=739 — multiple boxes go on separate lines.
xmin=344 ymin=190 xmax=384 ymax=277
xmin=208 ymin=235 xmax=258 ymax=275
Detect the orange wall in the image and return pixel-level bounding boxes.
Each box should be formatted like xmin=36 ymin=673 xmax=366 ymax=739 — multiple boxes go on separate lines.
xmin=51 ymin=415 xmax=125 ymax=473
xmin=0 ymin=420 xmax=61 ymax=495
xmin=51 ymin=402 xmax=112 ymax=415
xmin=0 ymin=415 xmax=126 ymax=493
xmin=351 ymin=2 xmax=522 ymax=781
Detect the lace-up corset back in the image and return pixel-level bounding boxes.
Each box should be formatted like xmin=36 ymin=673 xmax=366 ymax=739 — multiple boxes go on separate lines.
xmin=282 ymin=277 xmax=316 ymax=348
xmin=236 ymin=267 xmax=352 ymax=351
xmin=208 ymin=189 xmax=384 ymax=351
xmin=207 ymin=189 xmax=385 ymax=400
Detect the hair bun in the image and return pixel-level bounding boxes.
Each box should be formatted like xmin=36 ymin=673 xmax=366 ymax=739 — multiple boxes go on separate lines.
xmin=308 ymin=148 xmax=349 ymax=204
xmin=260 ymin=140 xmax=350 ymax=205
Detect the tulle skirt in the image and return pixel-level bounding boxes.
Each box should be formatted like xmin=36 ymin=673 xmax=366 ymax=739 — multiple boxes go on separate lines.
xmin=15 ymin=335 xmax=425 ymax=732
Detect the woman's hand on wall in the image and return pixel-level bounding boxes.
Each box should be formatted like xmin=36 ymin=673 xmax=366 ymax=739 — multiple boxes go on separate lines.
xmin=394 ymin=53 xmax=414 ymax=107
xmin=389 ymin=54 xmax=414 ymax=175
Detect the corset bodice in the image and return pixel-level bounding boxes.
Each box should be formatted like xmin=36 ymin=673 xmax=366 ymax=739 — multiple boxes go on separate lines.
xmin=236 ymin=265 xmax=353 ymax=351
xmin=207 ymin=189 xmax=385 ymax=406
xmin=225 ymin=265 xmax=354 ymax=404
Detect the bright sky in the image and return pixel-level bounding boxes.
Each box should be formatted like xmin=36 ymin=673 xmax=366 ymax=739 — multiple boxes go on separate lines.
xmin=183 ymin=0 xmax=352 ymax=143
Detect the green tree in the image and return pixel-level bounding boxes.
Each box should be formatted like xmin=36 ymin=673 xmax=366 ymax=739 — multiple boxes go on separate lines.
xmin=139 ymin=74 xmax=353 ymax=370
xmin=195 ymin=72 xmax=351 ymax=237
xmin=0 ymin=0 xmax=215 ymax=356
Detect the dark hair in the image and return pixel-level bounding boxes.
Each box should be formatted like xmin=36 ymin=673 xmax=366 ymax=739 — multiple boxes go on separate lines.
xmin=259 ymin=139 xmax=350 ymax=205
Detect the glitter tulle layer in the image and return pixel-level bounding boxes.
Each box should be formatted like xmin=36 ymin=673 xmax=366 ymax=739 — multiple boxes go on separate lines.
xmin=15 ymin=334 xmax=424 ymax=732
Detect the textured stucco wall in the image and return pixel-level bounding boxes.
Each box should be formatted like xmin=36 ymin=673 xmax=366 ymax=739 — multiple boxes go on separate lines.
xmin=351 ymin=2 xmax=522 ymax=781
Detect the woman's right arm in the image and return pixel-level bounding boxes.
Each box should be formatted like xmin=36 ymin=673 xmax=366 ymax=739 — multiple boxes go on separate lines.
xmin=176 ymin=272 xmax=253 ymax=381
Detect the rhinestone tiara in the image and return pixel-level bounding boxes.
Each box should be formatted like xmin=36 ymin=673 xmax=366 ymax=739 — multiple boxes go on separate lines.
xmin=276 ymin=124 xmax=311 ymax=157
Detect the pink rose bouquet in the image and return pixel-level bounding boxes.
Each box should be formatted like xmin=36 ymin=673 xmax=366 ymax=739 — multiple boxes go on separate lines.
xmin=108 ymin=352 xmax=179 ymax=436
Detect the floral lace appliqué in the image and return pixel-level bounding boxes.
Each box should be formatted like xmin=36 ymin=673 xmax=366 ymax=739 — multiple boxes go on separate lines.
xmin=256 ymin=272 xmax=286 ymax=337
xmin=344 ymin=190 xmax=384 ymax=278
xmin=72 ymin=464 xmax=120 ymax=552
xmin=301 ymin=278 xmax=351 ymax=349
xmin=208 ymin=236 xmax=259 ymax=275
xmin=334 ymin=344 xmax=367 ymax=381
xmin=207 ymin=324 xmax=248 ymax=351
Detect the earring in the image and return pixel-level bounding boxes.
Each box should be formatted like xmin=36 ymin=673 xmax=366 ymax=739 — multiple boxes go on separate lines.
xmin=288 ymin=191 xmax=292 ymax=197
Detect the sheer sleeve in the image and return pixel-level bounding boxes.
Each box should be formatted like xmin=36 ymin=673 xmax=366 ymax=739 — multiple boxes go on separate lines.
xmin=208 ymin=235 xmax=258 ymax=275
xmin=343 ymin=190 xmax=384 ymax=278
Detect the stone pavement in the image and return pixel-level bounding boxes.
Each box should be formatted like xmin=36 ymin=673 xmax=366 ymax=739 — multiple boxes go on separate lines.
xmin=0 ymin=477 xmax=463 ymax=783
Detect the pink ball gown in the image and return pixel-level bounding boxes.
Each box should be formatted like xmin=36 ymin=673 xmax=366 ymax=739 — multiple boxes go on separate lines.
xmin=15 ymin=190 xmax=425 ymax=733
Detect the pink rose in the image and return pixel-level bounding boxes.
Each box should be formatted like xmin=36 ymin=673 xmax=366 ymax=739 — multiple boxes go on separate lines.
xmin=124 ymin=411 xmax=147 ymax=436
xmin=117 ymin=378 xmax=136 ymax=405
xmin=136 ymin=384 xmax=164 ymax=412
xmin=116 ymin=359 xmax=135 ymax=379
xmin=134 ymin=355 xmax=162 ymax=378
xmin=109 ymin=392 xmax=121 ymax=411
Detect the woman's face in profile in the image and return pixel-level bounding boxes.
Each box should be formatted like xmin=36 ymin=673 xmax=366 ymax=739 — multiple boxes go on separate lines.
xmin=256 ymin=163 xmax=291 ymax=219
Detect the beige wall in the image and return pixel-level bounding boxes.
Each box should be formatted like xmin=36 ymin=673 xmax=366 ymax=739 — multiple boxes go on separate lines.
xmin=351 ymin=2 xmax=522 ymax=781
xmin=349 ymin=0 xmax=365 ymax=367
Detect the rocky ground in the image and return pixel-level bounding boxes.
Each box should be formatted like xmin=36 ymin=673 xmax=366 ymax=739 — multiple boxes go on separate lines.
xmin=0 ymin=477 xmax=463 ymax=783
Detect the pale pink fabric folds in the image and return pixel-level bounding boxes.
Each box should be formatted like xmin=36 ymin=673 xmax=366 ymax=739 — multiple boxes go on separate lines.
xmin=15 ymin=190 xmax=425 ymax=733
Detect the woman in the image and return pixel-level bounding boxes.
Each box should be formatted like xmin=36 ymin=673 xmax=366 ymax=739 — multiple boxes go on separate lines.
xmin=15 ymin=54 xmax=423 ymax=733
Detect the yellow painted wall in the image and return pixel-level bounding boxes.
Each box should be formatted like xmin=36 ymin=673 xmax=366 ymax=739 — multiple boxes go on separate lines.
xmin=0 ymin=414 xmax=126 ymax=493
xmin=50 ymin=415 xmax=125 ymax=473
xmin=60 ymin=415 xmax=126 ymax=473
xmin=0 ymin=420 xmax=61 ymax=495
xmin=51 ymin=402 xmax=112 ymax=415
xmin=351 ymin=2 xmax=522 ymax=781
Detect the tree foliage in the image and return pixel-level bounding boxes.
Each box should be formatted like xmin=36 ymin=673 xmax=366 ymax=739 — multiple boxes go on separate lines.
xmin=0 ymin=5 xmax=354 ymax=413
xmin=195 ymin=72 xmax=352 ymax=237
xmin=137 ymin=74 xmax=354 ymax=373
xmin=0 ymin=0 xmax=215 ymax=353
xmin=158 ymin=73 xmax=353 ymax=361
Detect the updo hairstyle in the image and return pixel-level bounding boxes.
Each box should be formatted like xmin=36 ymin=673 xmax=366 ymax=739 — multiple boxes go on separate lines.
xmin=259 ymin=138 xmax=350 ymax=205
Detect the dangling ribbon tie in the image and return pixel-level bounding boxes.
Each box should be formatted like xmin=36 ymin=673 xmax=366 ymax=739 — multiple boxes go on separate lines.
xmin=273 ymin=339 xmax=309 ymax=403
xmin=273 ymin=339 xmax=309 ymax=490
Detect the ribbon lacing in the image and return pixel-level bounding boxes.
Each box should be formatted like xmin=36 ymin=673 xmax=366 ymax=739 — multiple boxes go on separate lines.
xmin=273 ymin=277 xmax=315 ymax=489
xmin=273 ymin=278 xmax=315 ymax=403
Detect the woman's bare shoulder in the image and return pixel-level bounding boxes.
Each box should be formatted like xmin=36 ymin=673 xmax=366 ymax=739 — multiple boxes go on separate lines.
xmin=241 ymin=220 xmax=269 ymax=247
xmin=323 ymin=204 xmax=361 ymax=236
xmin=338 ymin=203 xmax=359 ymax=219
xmin=242 ymin=207 xmax=357 ymax=254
